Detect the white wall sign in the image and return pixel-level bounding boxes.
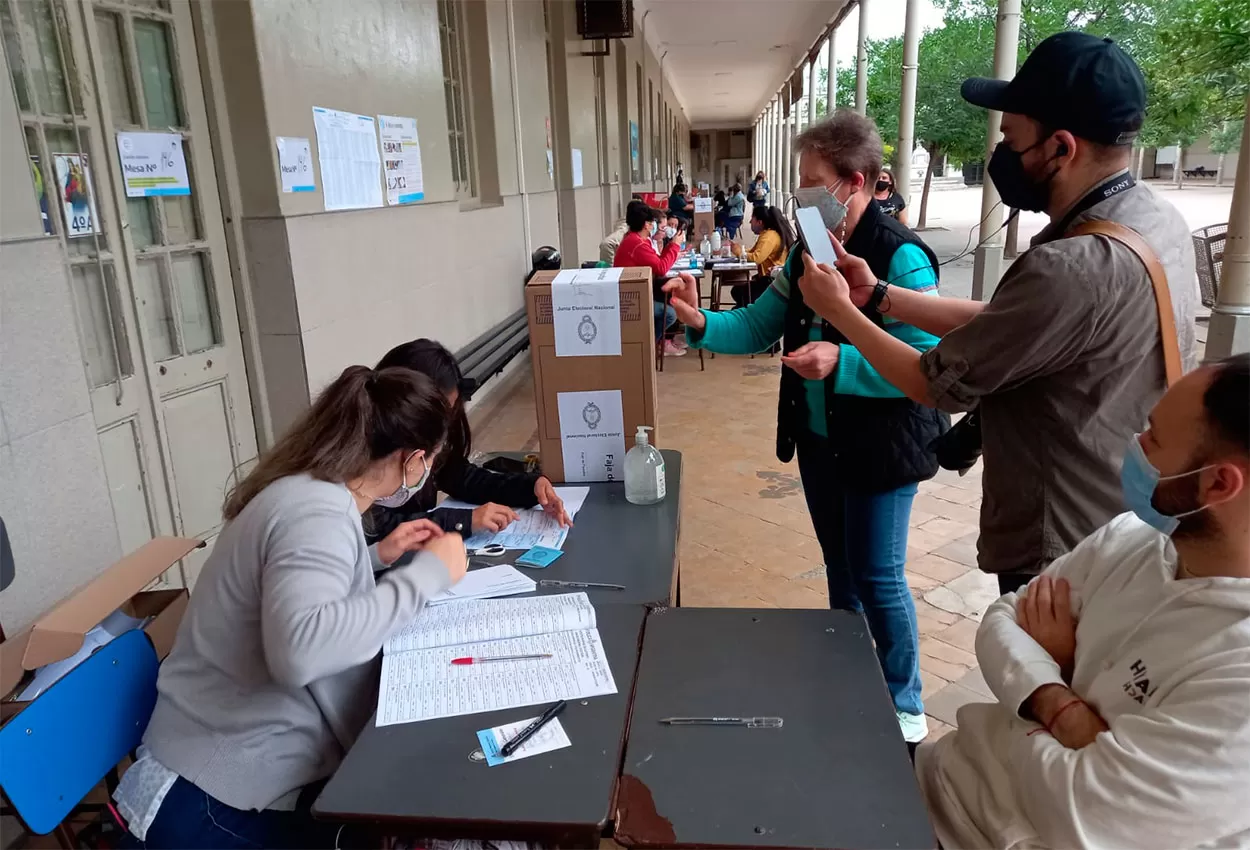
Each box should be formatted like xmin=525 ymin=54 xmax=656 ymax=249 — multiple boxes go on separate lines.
xmin=312 ymin=106 xmax=383 ymax=211
xmin=557 ymin=390 xmax=626 ymax=483
xmin=378 ymin=114 xmax=425 ymax=204
xmin=550 ymin=267 xmax=622 ymax=357
xmin=51 ymin=153 xmax=100 ymax=237
xmin=571 ymin=148 xmax=584 ymax=188
xmin=115 ymin=131 xmax=190 ymax=197
xmin=276 ymin=136 xmax=315 ymax=193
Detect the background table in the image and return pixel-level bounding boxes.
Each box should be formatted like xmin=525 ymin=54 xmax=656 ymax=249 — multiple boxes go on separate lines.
xmin=314 ymin=605 xmax=649 ymax=847
xmin=470 ymin=450 xmax=683 ymax=607
xmin=615 ymin=608 xmax=935 ymax=849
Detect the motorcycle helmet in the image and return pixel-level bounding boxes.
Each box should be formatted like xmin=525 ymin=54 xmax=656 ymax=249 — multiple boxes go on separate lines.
xmin=531 ymin=245 xmax=562 ymax=272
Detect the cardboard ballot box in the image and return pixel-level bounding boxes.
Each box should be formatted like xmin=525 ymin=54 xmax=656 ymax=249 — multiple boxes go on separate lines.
xmin=1 ymin=536 xmax=202 ymax=720
xmin=692 ymin=196 xmax=715 ymax=241
xmin=525 ymin=267 xmax=659 ymax=483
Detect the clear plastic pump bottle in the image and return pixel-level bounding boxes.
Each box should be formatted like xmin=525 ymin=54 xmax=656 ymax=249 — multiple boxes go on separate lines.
xmin=625 ymin=426 xmax=666 ymax=505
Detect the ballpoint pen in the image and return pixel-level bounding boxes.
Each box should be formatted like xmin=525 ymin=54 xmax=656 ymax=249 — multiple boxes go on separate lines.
xmin=500 ymin=700 xmax=567 ymax=757
xmin=451 ymin=653 xmax=553 ymax=665
xmin=539 ymin=579 xmax=625 ymax=590
xmin=658 ymin=716 xmax=783 ymax=728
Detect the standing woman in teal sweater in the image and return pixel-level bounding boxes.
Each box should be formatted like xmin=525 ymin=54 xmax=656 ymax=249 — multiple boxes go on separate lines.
xmin=665 ymin=111 xmax=948 ymax=744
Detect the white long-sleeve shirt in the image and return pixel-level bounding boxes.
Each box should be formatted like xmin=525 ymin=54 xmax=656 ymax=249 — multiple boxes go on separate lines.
xmin=915 ymin=513 xmax=1250 ymax=850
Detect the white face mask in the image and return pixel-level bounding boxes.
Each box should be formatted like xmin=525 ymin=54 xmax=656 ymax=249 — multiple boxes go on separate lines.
xmin=794 ymin=180 xmax=850 ymax=234
xmin=373 ymin=451 xmax=431 ymax=509
xmin=664 ymin=226 xmax=677 ymax=240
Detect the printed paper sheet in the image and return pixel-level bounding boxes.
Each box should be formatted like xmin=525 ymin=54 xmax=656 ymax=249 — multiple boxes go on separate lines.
xmin=476 ymin=716 xmax=571 ymax=766
xmin=378 ymin=629 xmax=616 ymax=725
xmin=557 ymin=390 xmax=626 ymax=483
xmin=312 ymin=106 xmax=383 ymax=210
xmin=377 ymin=593 xmax=615 ymax=726
xmin=378 ymin=114 xmax=425 ymax=204
xmin=550 ymin=268 xmax=622 ymax=358
xmin=276 ymin=136 xmax=315 ymax=193
xmin=115 ymin=132 xmax=190 ymax=197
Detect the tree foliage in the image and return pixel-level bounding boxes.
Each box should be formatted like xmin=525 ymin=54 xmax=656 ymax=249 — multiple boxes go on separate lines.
xmin=843 ymin=0 xmax=1246 ymax=174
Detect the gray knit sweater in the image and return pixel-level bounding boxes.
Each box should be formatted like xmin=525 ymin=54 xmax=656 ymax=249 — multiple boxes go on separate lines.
xmin=143 ymin=474 xmax=453 ymax=811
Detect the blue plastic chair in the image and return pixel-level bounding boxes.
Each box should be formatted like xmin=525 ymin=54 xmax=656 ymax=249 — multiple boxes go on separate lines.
xmin=0 ymin=628 xmax=159 ymax=840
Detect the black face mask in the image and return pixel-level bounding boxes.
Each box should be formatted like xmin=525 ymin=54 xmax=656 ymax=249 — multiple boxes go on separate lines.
xmin=876 ymin=180 xmax=892 ymax=193
xmin=987 ymin=139 xmax=1060 ymax=213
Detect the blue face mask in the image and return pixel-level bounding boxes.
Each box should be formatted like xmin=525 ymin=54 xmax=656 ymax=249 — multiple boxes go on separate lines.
xmin=1120 ymin=436 xmax=1214 ymax=535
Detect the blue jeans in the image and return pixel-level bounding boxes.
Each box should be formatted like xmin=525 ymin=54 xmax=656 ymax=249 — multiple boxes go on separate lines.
xmin=654 ymin=301 xmax=677 ymax=342
xmin=119 ymin=776 xmax=340 ymax=849
xmin=796 ymin=433 xmax=924 ymax=716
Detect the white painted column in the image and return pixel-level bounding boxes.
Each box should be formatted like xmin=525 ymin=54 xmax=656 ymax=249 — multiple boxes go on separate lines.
xmin=970 ymin=0 xmax=1022 ymax=301
xmin=855 ymin=0 xmax=870 ymax=115
xmin=808 ymin=55 xmax=820 ymax=128
xmin=768 ymin=102 xmax=777 ymax=199
xmin=774 ymin=97 xmax=785 ymax=206
xmin=827 ymin=31 xmax=837 ymax=115
xmin=1206 ymin=102 xmax=1250 ymax=356
xmin=781 ymin=103 xmax=793 ymax=205
xmin=895 ymin=0 xmax=921 ymax=203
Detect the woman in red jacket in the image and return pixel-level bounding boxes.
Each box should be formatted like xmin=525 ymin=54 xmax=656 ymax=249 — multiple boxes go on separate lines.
xmin=614 ymin=200 xmax=692 ymax=356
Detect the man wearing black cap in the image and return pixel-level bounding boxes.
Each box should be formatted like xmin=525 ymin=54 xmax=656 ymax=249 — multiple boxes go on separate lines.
xmin=796 ymin=32 xmax=1198 ymax=593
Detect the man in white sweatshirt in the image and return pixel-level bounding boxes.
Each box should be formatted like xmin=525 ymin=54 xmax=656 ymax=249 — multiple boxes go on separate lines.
xmin=916 ymin=353 xmax=1250 ymax=850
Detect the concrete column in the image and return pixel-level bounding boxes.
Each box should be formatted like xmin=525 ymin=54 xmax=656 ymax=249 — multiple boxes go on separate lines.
xmin=827 ymin=31 xmax=837 ymax=115
xmin=790 ymin=110 xmax=800 ymax=193
xmin=770 ymin=97 xmax=780 ymax=202
xmin=754 ymin=119 xmax=760 ymax=176
xmin=855 ymin=0 xmax=870 ymax=115
xmin=970 ymin=0 xmax=1022 ymax=301
xmin=1206 ymin=102 xmax=1250 ymax=357
xmin=769 ymin=102 xmax=778 ymax=197
xmin=781 ymin=105 xmax=793 ymax=204
xmin=808 ymin=56 xmax=819 ymax=129
xmin=895 ymin=0 xmax=921 ymax=203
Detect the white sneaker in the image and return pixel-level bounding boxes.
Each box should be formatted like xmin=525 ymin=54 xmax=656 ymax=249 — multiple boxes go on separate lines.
xmin=897 ymin=710 xmax=929 ymax=743
xmin=662 ymin=339 xmax=687 ymax=356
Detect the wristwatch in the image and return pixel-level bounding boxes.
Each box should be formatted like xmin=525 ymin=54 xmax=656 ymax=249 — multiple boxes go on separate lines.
xmin=865 ymin=279 xmax=890 ymax=313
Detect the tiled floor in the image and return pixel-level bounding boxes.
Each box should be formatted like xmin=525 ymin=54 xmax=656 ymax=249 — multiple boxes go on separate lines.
xmin=471 ymin=352 xmax=999 ymax=743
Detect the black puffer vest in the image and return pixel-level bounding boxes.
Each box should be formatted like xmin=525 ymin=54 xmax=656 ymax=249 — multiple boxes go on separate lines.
xmin=777 ymin=199 xmax=950 ymax=492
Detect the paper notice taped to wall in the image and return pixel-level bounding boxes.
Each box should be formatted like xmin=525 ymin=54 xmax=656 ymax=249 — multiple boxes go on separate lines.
xmin=276 ymin=137 xmax=315 ymax=193
xmin=557 ymin=390 xmax=625 ymax=483
xmin=312 ymin=106 xmax=383 ymax=211
xmin=550 ymin=267 xmax=622 ymax=357
xmin=378 ymin=114 xmax=425 ymax=204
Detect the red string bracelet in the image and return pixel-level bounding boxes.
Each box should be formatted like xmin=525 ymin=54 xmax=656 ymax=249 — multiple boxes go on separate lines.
xmin=1045 ymin=699 xmax=1084 ymax=732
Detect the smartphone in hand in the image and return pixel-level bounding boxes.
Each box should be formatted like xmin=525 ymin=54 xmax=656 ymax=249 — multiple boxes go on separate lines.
xmin=794 ymin=207 xmax=839 ymax=267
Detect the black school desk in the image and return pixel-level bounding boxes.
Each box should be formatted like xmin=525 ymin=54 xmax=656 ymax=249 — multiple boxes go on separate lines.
xmin=468 ymin=450 xmax=683 ymax=606
xmin=615 ymin=607 xmax=936 ymax=849
xmin=313 ymin=604 xmax=647 ymax=847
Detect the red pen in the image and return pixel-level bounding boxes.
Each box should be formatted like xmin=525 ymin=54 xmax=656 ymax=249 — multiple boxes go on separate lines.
xmin=450 ymin=653 xmax=553 ymax=665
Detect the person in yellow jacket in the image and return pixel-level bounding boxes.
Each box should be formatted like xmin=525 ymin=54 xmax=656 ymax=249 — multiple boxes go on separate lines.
xmin=733 ymin=204 xmax=794 ymax=307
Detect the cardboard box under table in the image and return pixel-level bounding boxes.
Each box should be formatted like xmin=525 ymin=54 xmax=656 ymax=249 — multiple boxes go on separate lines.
xmin=1 ymin=536 xmax=202 ymax=720
xmin=525 ymin=267 xmax=659 ymax=483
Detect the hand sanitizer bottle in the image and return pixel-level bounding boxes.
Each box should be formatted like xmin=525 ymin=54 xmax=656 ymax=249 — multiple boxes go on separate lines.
xmin=625 ymin=426 xmax=666 ymax=505
xmin=700 ymin=234 xmax=711 ymax=257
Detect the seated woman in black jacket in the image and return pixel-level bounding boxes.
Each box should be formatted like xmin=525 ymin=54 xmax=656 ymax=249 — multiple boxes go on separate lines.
xmin=365 ymin=340 xmax=571 ymax=544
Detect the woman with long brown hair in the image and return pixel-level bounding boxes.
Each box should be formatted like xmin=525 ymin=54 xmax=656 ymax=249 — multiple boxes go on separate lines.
xmin=113 ymin=365 xmax=466 ymax=849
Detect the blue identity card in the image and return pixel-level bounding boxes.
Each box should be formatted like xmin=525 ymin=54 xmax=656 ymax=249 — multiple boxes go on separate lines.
xmin=516 ymin=546 xmax=564 ymax=568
